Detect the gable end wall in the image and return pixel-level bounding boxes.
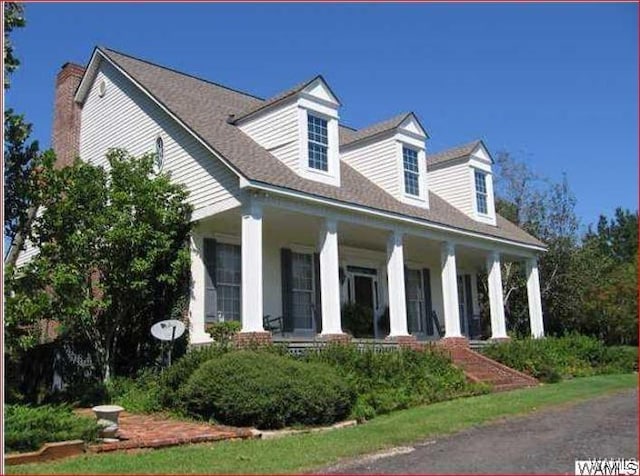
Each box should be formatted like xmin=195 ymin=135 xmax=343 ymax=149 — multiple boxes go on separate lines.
xmin=79 ymin=60 xmax=241 ymax=217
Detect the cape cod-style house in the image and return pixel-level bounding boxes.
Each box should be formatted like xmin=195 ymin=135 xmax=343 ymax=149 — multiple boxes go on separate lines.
xmin=27 ymin=47 xmax=546 ymax=350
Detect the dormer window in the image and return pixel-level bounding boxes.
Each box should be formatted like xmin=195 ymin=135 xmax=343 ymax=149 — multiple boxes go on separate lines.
xmin=307 ymin=114 xmax=328 ymax=171
xmin=474 ymin=169 xmax=488 ymax=214
xmin=403 ymin=146 xmax=420 ymax=197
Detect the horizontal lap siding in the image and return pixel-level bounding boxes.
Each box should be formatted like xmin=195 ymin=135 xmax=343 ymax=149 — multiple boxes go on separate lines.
xmin=341 ymin=137 xmax=399 ymax=197
xmin=238 ymin=102 xmax=300 ymax=170
xmin=428 ymin=162 xmax=473 ymax=217
xmin=79 ymin=61 xmax=240 ymax=215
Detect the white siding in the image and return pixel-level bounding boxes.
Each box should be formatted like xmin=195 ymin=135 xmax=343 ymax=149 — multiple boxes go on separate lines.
xmin=341 ymin=136 xmax=399 ymax=197
xmin=80 ymin=60 xmax=241 ymax=216
xmin=238 ymin=101 xmax=300 ymax=170
xmin=428 ymin=160 xmax=474 ymax=217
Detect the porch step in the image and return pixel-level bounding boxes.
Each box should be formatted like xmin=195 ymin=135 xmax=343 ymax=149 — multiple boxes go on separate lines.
xmin=447 ymin=347 xmax=538 ymax=392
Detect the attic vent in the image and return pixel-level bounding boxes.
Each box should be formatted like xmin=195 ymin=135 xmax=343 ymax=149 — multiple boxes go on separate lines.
xmin=226 ymin=114 xmax=235 ymax=124
xmin=98 ymin=80 xmax=106 ymax=98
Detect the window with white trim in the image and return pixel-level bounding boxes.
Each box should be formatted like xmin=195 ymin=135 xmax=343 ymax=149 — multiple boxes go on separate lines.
xmin=307 ymin=114 xmax=328 ymax=171
xmin=474 ymin=170 xmax=488 ymax=215
xmin=405 ymin=268 xmax=425 ymax=333
xmin=154 ymin=136 xmax=164 ymax=174
xmin=291 ymin=252 xmax=315 ymax=330
xmin=403 ymin=146 xmax=420 ymax=196
xmin=216 ymin=243 xmax=241 ymax=321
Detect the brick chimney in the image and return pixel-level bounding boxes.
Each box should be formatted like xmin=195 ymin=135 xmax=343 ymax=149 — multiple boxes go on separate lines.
xmin=51 ymin=62 xmax=85 ymax=168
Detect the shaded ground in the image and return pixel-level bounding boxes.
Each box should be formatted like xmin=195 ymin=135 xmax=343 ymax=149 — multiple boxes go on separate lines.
xmin=322 ymin=389 xmax=638 ymax=474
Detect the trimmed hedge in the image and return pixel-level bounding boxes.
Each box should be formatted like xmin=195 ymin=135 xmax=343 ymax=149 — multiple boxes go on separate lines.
xmin=181 ymin=351 xmax=356 ymax=429
xmin=482 ymin=334 xmax=638 ymax=382
xmin=5 ymin=404 xmax=99 ymax=453
xmin=304 ymin=344 xmax=485 ymax=420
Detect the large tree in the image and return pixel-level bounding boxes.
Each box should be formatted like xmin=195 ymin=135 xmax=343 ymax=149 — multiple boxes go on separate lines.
xmin=491 ymin=151 xmax=580 ymax=336
xmin=8 ymin=151 xmax=193 ymax=380
xmin=573 ymin=209 xmax=638 ymax=345
xmin=4 ymin=2 xmax=54 ymax=271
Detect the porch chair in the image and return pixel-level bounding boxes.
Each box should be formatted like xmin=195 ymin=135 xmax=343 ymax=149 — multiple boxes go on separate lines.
xmin=263 ymin=314 xmax=285 ymax=336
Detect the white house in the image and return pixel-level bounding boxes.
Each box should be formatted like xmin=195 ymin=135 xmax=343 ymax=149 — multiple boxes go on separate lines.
xmin=34 ymin=46 xmax=546 ymax=348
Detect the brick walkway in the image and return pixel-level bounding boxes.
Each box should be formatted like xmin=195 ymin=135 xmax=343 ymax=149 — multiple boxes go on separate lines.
xmin=76 ymin=409 xmax=255 ymax=453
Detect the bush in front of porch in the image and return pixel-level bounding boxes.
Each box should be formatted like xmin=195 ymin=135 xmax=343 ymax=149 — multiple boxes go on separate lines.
xmin=180 ymin=351 xmax=355 ymax=429
xmin=482 ymin=334 xmax=638 ymax=382
xmin=304 ymin=344 xmax=488 ymax=421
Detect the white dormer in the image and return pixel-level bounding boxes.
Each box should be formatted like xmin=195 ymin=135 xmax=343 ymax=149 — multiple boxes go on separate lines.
xmin=236 ymin=76 xmax=341 ymax=187
xmin=341 ymin=113 xmax=429 ymax=208
xmin=427 ymin=140 xmax=497 ymax=226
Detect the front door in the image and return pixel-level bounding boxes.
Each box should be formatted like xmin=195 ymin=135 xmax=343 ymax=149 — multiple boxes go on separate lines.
xmin=354 ymin=275 xmax=374 ymax=310
xmin=457 ymin=275 xmax=469 ymax=337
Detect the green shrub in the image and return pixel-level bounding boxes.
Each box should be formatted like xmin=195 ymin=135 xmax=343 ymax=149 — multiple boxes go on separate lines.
xmin=601 ymin=346 xmax=638 ymax=373
xmin=206 ymin=321 xmax=241 ymax=347
xmin=304 ymin=344 xmax=479 ymax=420
xmin=107 ymin=369 xmax=163 ymax=414
xmin=341 ymin=303 xmax=375 ymax=338
xmin=4 ymin=404 xmax=99 ymax=453
xmin=181 ymin=351 xmax=355 ymax=429
xmin=483 ymin=335 xmax=638 ymax=382
xmin=157 ymin=344 xmax=228 ymax=410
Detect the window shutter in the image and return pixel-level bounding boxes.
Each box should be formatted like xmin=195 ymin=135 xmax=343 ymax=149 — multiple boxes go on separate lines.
xmin=203 ymin=238 xmax=217 ymax=322
xmin=313 ymin=253 xmax=322 ymax=333
xmin=422 ymin=268 xmax=434 ymax=336
xmin=464 ymin=274 xmax=474 ymax=338
xmin=404 ymin=265 xmax=413 ymax=334
xmin=281 ymin=248 xmax=294 ymax=333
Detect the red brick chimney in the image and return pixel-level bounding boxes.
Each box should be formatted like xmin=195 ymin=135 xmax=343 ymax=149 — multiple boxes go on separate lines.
xmin=51 ymin=62 xmax=85 ymax=168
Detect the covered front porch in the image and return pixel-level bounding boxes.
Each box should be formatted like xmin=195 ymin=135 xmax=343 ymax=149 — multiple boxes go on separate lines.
xmin=188 ymin=195 xmax=544 ymax=345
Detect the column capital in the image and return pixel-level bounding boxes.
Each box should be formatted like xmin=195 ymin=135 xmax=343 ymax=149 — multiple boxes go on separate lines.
xmin=441 ymin=240 xmax=456 ymax=255
xmin=242 ymin=199 xmax=263 ymax=219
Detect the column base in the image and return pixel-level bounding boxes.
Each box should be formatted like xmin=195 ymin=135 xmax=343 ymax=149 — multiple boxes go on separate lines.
xmin=437 ymin=337 xmax=470 ymax=349
xmin=318 ymin=333 xmax=351 ymax=344
xmin=386 ymin=334 xmax=423 ymax=350
xmin=233 ymin=331 xmax=272 ymax=348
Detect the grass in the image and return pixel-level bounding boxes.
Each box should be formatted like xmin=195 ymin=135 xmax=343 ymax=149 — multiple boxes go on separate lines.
xmin=8 ymin=374 xmax=636 ymax=474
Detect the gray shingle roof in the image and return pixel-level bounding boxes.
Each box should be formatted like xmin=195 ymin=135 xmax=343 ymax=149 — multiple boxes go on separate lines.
xmin=340 ymin=112 xmax=411 ymax=147
xmin=427 ymin=140 xmax=483 ymax=168
xmin=232 ymin=75 xmax=318 ymax=124
xmin=98 ymin=47 xmax=544 ymax=249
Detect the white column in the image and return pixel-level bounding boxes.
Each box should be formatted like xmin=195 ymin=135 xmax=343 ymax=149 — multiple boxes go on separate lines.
xmin=486 ymin=251 xmax=508 ymax=339
xmin=526 ymin=257 xmax=545 ymax=338
xmin=319 ymin=218 xmax=343 ymax=335
xmin=188 ymin=230 xmax=213 ymax=344
xmin=241 ymin=201 xmax=264 ymax=333
xmin=441 ymin=241 xmax=462 ymax=338
xmin=387 ymin=230 xmax=409 ymax=337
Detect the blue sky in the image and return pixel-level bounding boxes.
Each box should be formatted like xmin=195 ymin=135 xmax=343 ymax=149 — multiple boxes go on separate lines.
xmin=6 ymin=3 xmax=637 ymax=229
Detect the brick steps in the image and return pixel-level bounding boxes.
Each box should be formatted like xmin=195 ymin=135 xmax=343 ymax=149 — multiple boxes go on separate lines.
xmin=446 ymin=346 xmax=538 ymax=392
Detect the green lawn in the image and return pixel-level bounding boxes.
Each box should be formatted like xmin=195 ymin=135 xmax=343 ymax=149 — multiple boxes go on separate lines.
xmin=8 ymin=374 xmax=636 ymax=474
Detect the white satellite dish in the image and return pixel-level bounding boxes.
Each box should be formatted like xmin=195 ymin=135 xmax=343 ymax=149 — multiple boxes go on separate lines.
xmin=151 ymin=320 xmax=185 ymax=367
xmin=151 ymin=319 xmax=186 ymax=342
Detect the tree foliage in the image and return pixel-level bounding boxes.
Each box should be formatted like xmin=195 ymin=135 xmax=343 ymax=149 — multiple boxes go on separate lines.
xmin=7 ymin=151 xmax=193 ymax=379
xmin=4 ymin=2 xmax=25 ymax=89
xmin=491 ymin=151 xmax=637 ymax=345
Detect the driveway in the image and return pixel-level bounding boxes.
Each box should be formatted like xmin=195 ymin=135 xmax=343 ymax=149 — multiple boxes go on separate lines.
xmin=321 ymin=389 xmax=638 ymax=475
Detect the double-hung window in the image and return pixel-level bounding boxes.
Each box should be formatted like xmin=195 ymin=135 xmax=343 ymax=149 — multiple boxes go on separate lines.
xmin=307 ymin=114 xmax=328 ymax=171
xmin=216 ymin=243 xmax=241 ymax=321
xmin=403 ymin=146 xmax=420 ymax=196
xmin=291 ymin=252 xmax=314 ymax=330
xmin=474 ymin=170 xmax=488 ymax=215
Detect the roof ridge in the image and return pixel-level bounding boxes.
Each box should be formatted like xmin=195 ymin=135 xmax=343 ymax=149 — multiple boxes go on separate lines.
xmin=99 ymin=46 xmax=265 ymax=102
xmin=427 ymin=139 xmax=482 ymax=157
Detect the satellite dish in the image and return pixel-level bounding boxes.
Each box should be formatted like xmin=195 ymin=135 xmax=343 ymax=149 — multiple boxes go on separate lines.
xmin=151 ymin=320 xmax=186 ymax=368
xmin=151 ymin=320 xmax=185 ymax=342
